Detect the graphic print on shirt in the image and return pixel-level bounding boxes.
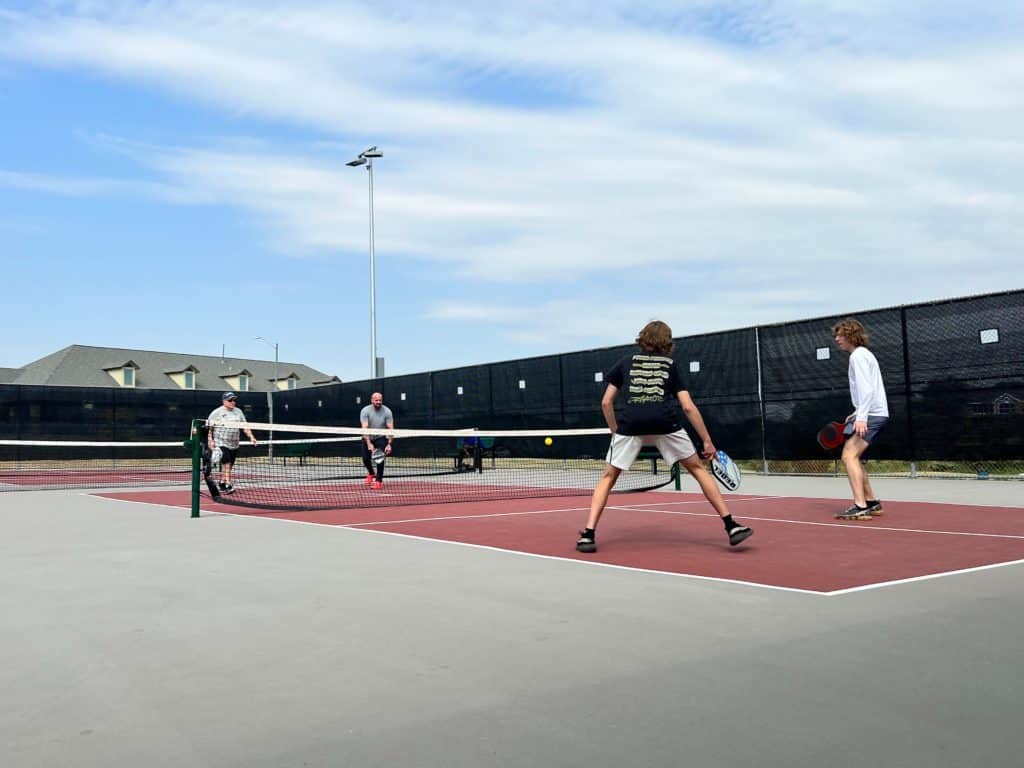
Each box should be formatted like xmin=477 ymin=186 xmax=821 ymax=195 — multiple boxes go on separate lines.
xmin=626 ymin=355 xmax=673 ymax=403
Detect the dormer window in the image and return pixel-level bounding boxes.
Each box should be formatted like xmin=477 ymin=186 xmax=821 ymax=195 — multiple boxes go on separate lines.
xmin=166 ymin=365 xmax=199 ymax=390
xmin=273 ymin=372 xmax=302 ymax=391
xmin=220 ymin=369 xmax=253 ymax=393
xmin=104 ymin=360 xmax=140 ymax=387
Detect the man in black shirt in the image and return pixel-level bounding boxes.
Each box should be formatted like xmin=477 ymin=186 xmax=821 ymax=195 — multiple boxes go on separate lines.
xmin=576 ymin=321 xmax=753 ymax=553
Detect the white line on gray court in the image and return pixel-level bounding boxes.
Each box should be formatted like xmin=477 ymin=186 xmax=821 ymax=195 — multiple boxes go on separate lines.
xmin=92 ymin=494 xmax=821 ymax=594
xmin=822 ymin=559 xmax=1024 ymax=596
xmin=92 ymin=493 xmax=1024 ymax=596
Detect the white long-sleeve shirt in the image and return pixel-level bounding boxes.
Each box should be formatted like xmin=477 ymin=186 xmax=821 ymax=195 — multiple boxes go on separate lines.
xmin=848 ymin=346 xmax=889 ymax=422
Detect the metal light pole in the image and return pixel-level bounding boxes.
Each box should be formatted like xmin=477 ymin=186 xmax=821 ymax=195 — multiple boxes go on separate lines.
xmin=346 ymin=146 xmax=383 ymax=379
xmin=255 ymin=336 xmax=279 ymax=462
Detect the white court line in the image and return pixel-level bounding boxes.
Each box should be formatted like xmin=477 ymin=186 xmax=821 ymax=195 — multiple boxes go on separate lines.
xmin=88 ymin=493 xmax=818 ymax=594
xmin=618 ymin=495 xmax=778 ymax=508
xmin=89 ymin=492 xmax=1024 ymax=597
xmin=620 ymin=496 xmax=781 ymax=508
xmin=348 ymin=505 xmax=590 ymax=526
xmin=94 ymin=490 xmax=1024 ymax=542
xmin=336 ymin=497 xmax=777 ymax=527
xmin=731 ymin=493 xmax=1024 ymax=510
xmin=344 ymin=510 xmax=1024 ymax=596
xmin=642 ymin=491 xmax=1024 ymax=511
xmin=608 ymin=505 xmax=1024 ymax=540
xmin=824 ymin=559 xmax=1024 ymax=595
xmin=322 ymin=497 xmax=772 ymax=527
xmin=194 ymin=506 xmax=828 ymax=595
xmin=79 ymin=492 xmax=212 ymax=516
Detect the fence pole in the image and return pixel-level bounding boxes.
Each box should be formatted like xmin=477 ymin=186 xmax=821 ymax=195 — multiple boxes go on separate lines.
xmin=900 ymin=307 xmax=918 ymax=479
xmin=754 ymin=327 xmax=769 ymax=475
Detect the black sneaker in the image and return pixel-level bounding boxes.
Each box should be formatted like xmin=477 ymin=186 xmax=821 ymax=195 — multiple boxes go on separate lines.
xmin=728 ymin=525 xmax=753 ymax=546
xmin=221 ymin=482 xmax=236 ymax=495
xmin=865 ymin=499 xmax=883 ymax=516
xmin=576 ymin=530 xmax=596 ymax=553
xmin=835 ymin=505 xmax=872 ymax=521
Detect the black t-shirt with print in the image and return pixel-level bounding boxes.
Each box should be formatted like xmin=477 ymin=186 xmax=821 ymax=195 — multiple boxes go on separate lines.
xmin=605 ymin=353 xmax=687 ymax=435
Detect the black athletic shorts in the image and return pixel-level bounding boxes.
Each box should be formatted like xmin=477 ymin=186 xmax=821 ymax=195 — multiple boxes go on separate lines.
xmin=217 ymin=446 xmax=239 ymax=465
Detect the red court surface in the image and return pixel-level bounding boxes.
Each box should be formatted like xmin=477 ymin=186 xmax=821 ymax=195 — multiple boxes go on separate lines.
xmin=99 ymin=489 xmax=1024 ymax=594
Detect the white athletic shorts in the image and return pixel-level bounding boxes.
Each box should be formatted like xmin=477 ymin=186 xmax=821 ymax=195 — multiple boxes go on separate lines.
xmin=606 ymin=429 xmax=697 ymax=470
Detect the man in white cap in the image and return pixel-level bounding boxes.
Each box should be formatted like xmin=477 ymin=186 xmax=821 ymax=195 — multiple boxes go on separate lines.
xmin=207 ymin=391 xmax=257 ymax=493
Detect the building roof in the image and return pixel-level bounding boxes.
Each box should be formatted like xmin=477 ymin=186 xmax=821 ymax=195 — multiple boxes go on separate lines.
xmin=4 ymin=345 xmax=337 ymax=391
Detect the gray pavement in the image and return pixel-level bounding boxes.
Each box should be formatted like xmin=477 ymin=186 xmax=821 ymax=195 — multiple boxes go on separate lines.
xmin=1 ymin=478 xmax=1022 ymax=767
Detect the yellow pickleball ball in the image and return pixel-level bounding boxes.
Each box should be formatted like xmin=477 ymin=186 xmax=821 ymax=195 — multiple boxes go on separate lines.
xmin=544 ymin=437 xmax=553 ymax=446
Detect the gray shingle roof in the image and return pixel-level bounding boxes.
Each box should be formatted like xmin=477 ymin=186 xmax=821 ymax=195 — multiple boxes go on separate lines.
xmin=6 ymin=345 xmax=337 ymax=391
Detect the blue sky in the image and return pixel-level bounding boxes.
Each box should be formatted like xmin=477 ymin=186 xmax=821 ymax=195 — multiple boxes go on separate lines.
xmin=2 ymin=1 xmax=1022 ymax=382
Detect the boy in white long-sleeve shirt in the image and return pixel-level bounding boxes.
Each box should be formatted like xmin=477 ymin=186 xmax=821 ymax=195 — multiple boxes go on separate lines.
xmin=833 ymin=319 xmax=889 ymax=521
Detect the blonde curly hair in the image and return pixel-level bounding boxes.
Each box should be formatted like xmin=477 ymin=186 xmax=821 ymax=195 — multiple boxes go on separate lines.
xmin=832 ymin=318 xmax=869 ymax=347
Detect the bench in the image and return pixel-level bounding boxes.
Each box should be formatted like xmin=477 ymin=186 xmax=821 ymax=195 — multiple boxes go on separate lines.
xmin=638 ymin=448 xmax=663 ymax=474
xmin=277 ymin=442 xmax=312 ymax=465
xmin=454 ymin=436 xmax=497 ymax=472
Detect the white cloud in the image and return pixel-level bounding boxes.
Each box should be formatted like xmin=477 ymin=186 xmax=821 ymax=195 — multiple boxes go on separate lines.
xmin=0 ymin=168 xmax=179 ymax=198
xmin=1 ymin=0 xmax=1022 ymax=373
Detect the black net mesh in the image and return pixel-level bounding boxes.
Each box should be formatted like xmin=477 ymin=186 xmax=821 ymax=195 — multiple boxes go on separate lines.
xmin=196 ymin=421 xmax=674 ymax=512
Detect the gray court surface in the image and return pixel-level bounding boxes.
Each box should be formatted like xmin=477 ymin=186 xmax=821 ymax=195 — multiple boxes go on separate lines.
xmin=2 ymin=477 xmax=1022 ymax=768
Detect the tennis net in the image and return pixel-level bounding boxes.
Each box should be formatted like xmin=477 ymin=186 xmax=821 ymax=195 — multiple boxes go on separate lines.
xmin=198 ymin=420 xmax=677 ymax=511
xmin=0 ymin=439 xmax=192 ymax=491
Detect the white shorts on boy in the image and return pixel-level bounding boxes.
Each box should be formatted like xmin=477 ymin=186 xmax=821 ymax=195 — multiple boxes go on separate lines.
xmin=606 ymin=429 xmax=697 ymax=470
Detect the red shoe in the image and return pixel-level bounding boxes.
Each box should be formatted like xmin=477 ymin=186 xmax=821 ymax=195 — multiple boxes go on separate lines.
xmin=364 ymin=474 xmax=375 ymax=485
xmin=372 ymin=480 xmax=383 ymax=490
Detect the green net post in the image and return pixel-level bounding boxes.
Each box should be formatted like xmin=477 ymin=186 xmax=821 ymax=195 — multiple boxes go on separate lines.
xmin=673 ymin=461 xmax=681 ymax=491
xmin=185 ymin=419 xmax=204 ymax=518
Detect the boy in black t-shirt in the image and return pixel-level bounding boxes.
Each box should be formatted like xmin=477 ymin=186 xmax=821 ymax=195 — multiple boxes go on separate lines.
xmin=576 ymin=321 xmax=753 ymax=553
